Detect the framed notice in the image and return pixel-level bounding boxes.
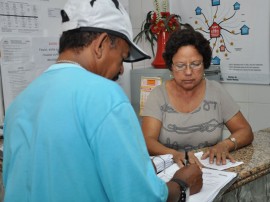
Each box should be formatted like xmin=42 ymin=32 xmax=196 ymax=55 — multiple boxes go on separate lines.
xmin=139 ymin=76 xmax=162 ymax=116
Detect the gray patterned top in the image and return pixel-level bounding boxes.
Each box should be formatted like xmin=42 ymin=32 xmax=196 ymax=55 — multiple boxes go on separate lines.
xmin=142 ymin=79 xmax=239 ymax=151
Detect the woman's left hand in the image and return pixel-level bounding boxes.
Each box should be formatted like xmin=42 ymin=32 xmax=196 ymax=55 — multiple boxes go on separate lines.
xmin=201 ymin=141 xmax=236 ymax=165
xmin=173 ymin=151 xmax=203 ymax=168
xmin=186 ymin=151 xmax=203 ymax=168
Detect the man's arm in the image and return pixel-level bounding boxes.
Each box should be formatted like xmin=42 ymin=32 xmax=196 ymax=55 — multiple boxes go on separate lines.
xmin=166 ymin=164 xmax=203 ymax=202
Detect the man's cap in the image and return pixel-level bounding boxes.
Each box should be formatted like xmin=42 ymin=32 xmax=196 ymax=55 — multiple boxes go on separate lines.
xmin=61 ymin=0 xmax=151 ymax=63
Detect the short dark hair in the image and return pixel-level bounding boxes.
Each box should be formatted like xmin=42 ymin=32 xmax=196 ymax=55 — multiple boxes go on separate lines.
xmin=163 ymin=25 xmax=212 ymax=71
xmin=59 ymin=30 xmax=118 ymax=54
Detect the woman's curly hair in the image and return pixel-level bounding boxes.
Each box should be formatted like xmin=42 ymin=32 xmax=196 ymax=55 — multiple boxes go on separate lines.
xmin=163 ymin=24 xmax=212 ymax=71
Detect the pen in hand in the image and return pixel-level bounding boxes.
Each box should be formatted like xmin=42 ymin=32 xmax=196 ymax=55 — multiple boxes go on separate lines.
xmin=184 ymin=150 xmax=189 ymax=166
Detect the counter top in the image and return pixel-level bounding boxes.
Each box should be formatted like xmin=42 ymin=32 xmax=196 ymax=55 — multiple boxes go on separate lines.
xmin=224 ymin=128 xmax=270 ymax=191
xmin=0 ymin=128 xmax=269 ymax=191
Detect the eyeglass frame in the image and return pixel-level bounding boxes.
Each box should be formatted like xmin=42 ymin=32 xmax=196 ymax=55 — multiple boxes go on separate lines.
xmin=172 ymin=61 xmax=203 ymax=71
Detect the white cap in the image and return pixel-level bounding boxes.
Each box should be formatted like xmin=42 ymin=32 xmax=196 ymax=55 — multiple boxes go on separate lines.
xmin=61 ymin=0 xmax=151 ymax=62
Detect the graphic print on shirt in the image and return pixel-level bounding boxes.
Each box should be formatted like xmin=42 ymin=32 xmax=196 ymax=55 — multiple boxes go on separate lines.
xmin=161 ymin=99 xmax=223 ymax=150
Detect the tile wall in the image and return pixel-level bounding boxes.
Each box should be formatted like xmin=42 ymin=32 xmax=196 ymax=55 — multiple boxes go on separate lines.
xmin=127 ymin=0 xmax=270 ymax=133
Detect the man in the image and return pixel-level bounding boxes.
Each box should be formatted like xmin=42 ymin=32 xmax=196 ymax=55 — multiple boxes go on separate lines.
xmin=3 ymin=0 xmax=202 ymax=201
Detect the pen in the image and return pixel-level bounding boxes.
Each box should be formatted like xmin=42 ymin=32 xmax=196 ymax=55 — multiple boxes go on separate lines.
xmin=184 ymin=150 xmax=189 ymax=166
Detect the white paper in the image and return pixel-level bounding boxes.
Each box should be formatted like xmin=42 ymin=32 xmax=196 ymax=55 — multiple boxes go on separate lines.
xmin=139 ymin=76 xmax=162 ymax=115
xmin=189 ymin=168 xmax=237 ymax=202
xmin=0 ymin=0 xmax=41 ymax=35
xmin=32 ymin=37 xmax=59 ymax=73
xmin=0 ymin=37 xmax=59 ymax=110
xmin=157 ymin=163 xmax=237 ymax=202
xmin=157 ymin=163 xmax=180 ymax=182
xmin=151 ymin=154 xmax=174 ymax=173
xmin=1 ymin=37 xmax=33 ymax=109
xmin=195 ymin=151 xmax=243 ymax=170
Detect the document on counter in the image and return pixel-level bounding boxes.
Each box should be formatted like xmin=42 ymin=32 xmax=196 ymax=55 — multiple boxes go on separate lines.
xmin=151 ymin=154 xmax=174 ymax=174
xmin=195 ymin=151 xmax=244 ymax=170
xmin=189 ymin=168 xmax=237 ymax=202
xmin=157 ymin=163 xmax=237 ymax=202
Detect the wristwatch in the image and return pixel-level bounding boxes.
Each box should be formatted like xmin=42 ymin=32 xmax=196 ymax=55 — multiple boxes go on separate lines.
xmin=171 ymin=178 xmax=190 ymax=202
xmin=228 ymin=137 xmax=238 ymax=151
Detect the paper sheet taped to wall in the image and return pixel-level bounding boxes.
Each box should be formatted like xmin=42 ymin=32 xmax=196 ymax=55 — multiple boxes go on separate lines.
xmin=139 ymin=76 xmax=162 ymax=116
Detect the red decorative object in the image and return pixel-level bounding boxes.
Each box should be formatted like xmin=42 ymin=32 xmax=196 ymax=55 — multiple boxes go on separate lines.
xmin=133 ymin=10 xmax=181 ymax=65
xmin=151 ymin=31 xmax=169 ymax=68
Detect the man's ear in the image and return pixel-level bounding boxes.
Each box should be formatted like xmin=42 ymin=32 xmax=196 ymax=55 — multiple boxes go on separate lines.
xmin=94 ymin=33 xmax=109 ymax=59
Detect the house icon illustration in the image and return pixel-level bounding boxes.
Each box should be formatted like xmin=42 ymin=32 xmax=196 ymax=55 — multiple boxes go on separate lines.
xmin=219 ymin=45 xmax=225 ymax=52
xmin=212 ymin=0 xmax=220 ymax=6
xmin=209 ymin=22 xmax=221 ymax=38
xmin=212 ymin=56 xmax=221 ymax=65
xmin=240 ymin=25 xmax=250 ymax=35
xmin=195 ymin=7 xmax=202 ymax=15
xmin=233 ymin=2 xmax=240 ymax=10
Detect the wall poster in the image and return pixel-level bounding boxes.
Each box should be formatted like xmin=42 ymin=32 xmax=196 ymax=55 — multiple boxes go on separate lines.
xmin=169 ymin=0 xmax=270 ymax=84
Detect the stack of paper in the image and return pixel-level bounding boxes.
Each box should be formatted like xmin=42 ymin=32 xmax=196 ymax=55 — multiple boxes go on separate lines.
xmin=189 ymin=168 xmax=237 ymax=202
xmin=157 ymin=163 xmax=180 ymax=182
xmin=153 ymin=151 xmax=241 ymax=202
xmin=151 ymin=154 xmax=174 ymax=173
xmin=157 ymin=163 xmax=237 ymax=202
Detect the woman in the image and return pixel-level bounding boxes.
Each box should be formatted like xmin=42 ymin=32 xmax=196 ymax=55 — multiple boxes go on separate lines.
xmin=141 ymin=27 xmax=254 ymax=167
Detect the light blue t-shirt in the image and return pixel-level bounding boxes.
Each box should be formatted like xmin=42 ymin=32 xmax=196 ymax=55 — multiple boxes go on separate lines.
xmin=3 ymin=64 xmax=168 ymax=202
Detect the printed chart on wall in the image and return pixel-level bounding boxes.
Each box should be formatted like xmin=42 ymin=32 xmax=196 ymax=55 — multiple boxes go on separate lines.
xmin=170 ymin=0 xmax=270 ymax=84
xmin=0 ymin=0 xmax=66 ymax=112
xmin=0 ymin=37 xmax=59 ymax=110
xmin=139 ymin=77 xmax=162 ymax=116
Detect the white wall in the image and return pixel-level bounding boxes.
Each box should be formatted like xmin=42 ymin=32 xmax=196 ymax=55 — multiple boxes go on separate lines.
xmin=1 ymin=0 xmax=269 ymax=133
xmin=128 ymin=0 xmax=270 ymax=133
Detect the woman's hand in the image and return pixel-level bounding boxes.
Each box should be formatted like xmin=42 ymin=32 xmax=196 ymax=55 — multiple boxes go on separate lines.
xmin=201 ymin=141 xmax=236 ymax=165
xmin=173 ymin=151 xmax=203 ymax=168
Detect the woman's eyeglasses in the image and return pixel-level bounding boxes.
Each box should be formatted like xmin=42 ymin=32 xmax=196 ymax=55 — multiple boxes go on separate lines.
xmin=172 ymin=61 xmax=203 ymax=71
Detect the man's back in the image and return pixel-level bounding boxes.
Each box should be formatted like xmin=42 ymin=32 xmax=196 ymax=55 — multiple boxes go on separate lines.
xmin=3 ymin=63 xmax=167 ymax=202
